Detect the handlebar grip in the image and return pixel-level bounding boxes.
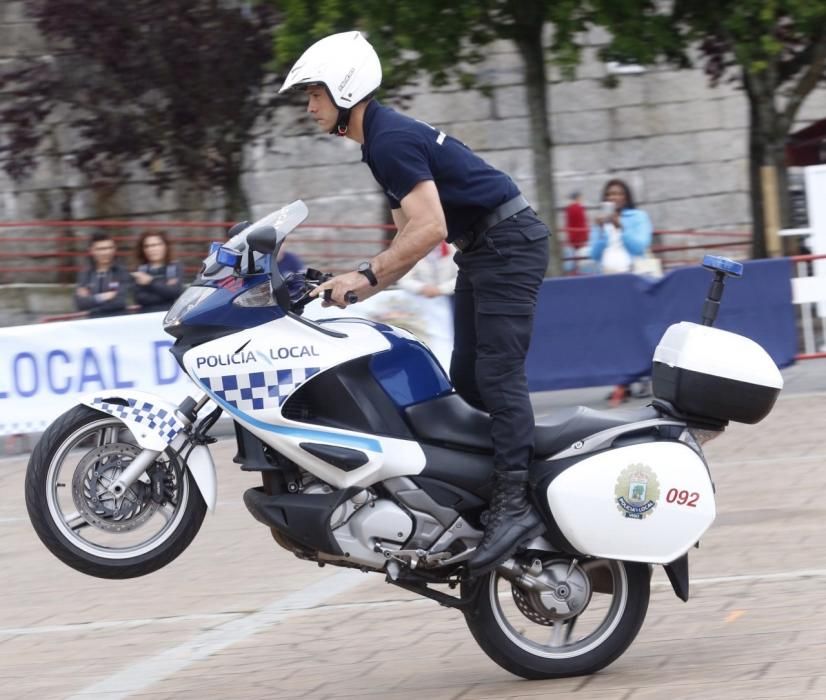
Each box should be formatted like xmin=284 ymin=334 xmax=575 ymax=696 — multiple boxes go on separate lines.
xmin=323 ymin=289 xmax=333 ymax=303
xmin=344 ymin=291 xmax=358 ymax=305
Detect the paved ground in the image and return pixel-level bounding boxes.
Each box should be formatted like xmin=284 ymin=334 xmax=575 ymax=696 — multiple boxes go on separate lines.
xmin=1 ymin=367 xmax=825 ymax=700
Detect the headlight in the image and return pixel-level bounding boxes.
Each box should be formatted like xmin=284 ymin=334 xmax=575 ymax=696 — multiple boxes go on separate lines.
xmin=163 ymin=286 xmax=217 ymax=328
xmin=232 ymin=281 xmax=275 ymax=308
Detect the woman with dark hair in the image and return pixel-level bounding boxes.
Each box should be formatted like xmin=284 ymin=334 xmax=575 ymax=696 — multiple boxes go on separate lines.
xmin=589 ymin=178 xmax=653 ymax=274
xmin=131 ymin=230 xmax=184 ymax=313
xmin=589 ymin=179 xmax=655 ymax=405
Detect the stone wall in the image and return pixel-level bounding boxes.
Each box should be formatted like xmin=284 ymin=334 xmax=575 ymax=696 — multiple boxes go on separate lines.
xmin=0 ymin=283 xmax=74 ymax=326
xmin=3 ymin=7 xmax=826 ymax=246
xmin=241 ymin=36 xmax=826 ymax=238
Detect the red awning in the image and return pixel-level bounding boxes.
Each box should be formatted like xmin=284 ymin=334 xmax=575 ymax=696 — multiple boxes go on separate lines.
xmin=786 ymin=117 xmax=826 ymax=167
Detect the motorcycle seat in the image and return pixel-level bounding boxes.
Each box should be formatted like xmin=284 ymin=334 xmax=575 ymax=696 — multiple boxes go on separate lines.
xmin=405 ymin=392 xmax=661 ymax=457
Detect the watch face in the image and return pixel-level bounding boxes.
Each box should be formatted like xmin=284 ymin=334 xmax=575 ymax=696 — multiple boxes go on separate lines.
xmin=357 ymin=261 xmax=377 ymax=285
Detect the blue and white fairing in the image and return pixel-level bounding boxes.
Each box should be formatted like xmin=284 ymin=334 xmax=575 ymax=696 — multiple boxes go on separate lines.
xmin=183 ymin=318 xmax=438 ymax=490
xmin=171 ymin=200 xmax=452 ymax=489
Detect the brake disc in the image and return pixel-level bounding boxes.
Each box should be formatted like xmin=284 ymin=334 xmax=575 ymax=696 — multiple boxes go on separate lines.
xmin=511 ymin=558 xmax=593 ymax=625
xmin=71 ymin=443 xmax=159 ymax=533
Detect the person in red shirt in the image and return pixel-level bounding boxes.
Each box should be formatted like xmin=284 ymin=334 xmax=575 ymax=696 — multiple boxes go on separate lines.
xmin=565 ymin=190 xmax=588 ymax=249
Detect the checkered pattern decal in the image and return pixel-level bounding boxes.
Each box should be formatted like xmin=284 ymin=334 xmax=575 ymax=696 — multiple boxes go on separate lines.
xmin=200 ymin=367 xmax=320 ymax=411
xmin=92 ymin=397 xmax=183 ymax=441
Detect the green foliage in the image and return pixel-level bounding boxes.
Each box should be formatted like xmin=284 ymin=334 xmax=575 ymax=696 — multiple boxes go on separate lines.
xmin=671 ymin=0 xmax=826 ymax=84
xmin=273 ymin=0 xmax=496 ymax=95
xmin=270 ymin=0 xmax=625 ymax=96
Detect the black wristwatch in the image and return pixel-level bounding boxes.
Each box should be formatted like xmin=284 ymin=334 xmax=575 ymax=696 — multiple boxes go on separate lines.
xmin=357 ymin=261 xmax=378 ymax=287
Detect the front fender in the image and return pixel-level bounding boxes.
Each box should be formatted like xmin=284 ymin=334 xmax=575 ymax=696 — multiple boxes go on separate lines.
xmin=83 ymin=390 xmax=188 ymax=451
xmin=82 ymin=390 xmax=217 ymax=512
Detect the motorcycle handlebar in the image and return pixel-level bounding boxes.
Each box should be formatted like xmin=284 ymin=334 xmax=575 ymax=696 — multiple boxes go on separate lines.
xmin=288 ymin=269 xmax=358 ymax=314
xmin=321 ymin=288 xmax=358 ymax=305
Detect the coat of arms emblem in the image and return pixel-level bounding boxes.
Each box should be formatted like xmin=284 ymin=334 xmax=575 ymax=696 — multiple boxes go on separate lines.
xmin=615 ymin=463 xmax=660 ymax=519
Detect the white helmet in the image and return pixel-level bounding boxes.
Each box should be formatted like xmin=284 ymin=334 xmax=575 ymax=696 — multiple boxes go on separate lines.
xmin=279 ymin=31 xmax=381 ymax=109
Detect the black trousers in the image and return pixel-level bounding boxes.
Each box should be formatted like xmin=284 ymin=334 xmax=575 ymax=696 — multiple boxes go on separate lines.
xmin=449 ymin=208 xmax=550 ymax=472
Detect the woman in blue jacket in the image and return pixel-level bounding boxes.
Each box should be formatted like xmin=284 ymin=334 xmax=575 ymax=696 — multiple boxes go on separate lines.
xmin=589 ymin=179 xmax=653 ymax=274
xmin=590 ymin=179 xmax=655 ymax=404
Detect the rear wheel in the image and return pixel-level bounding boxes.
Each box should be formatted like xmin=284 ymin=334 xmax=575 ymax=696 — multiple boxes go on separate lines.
xmin=463 ymin=555 xmax=650 ymax=679
xmin=25 ymin=405 xmax=206 ymax=579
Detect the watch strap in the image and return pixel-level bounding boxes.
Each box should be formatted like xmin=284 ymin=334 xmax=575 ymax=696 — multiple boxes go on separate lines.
xmin=358 ymin=262 xmax=378 ymax=286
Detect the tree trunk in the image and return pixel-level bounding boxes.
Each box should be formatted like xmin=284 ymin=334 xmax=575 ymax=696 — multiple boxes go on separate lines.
xmin=510 ymin=10 xmax=562 ymax=277
xmin=751 ymin=99 xmax=792 ymax=258
xmin=747 ymin=91 xmax=767 ymax=259
xmin=745 ymin=68 xmax=789 ymax=259
xmin=59 ymin=186 xmax=75 ymax=285
xmin=744 ymin=48 xmax=824 ymax=258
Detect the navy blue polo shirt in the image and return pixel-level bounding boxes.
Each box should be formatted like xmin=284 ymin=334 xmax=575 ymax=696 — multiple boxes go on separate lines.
xmin=361 ymin=101 xmax=520 ymax=242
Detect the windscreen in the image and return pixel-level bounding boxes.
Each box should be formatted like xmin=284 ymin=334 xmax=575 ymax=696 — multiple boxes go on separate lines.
xmin=199 ymin=200 xmax=309 ymax=280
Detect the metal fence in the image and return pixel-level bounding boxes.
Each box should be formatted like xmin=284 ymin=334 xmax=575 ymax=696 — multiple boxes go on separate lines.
xmin=0 ymin=219 xmax=751 ymax=284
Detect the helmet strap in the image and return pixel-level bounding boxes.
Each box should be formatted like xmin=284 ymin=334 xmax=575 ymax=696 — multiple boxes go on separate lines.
xmin=332 ymin=107 xmax=351 ymax=137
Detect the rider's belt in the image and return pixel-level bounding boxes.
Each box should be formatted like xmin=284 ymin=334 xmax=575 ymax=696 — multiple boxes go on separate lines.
xmin=453 ymin=194 xmax=531 ymax=252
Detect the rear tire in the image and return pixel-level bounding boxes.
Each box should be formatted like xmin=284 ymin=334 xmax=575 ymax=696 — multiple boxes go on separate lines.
xmin=25 ymin=405 xmax=206 ymax=579
xmin=462 ymin=557 xmax=650 ymax=679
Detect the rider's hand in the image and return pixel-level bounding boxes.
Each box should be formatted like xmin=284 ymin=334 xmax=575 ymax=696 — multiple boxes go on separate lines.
xmin=311 ymin=270 xmax=373 ymax=308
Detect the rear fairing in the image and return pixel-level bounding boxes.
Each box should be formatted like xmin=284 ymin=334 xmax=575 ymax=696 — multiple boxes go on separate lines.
xmin=539 ymin=440 xmax=715 ymax=564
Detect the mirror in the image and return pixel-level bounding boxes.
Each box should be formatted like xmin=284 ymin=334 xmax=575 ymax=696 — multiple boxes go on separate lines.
xmin=226 ymin=220 xmax=250 ymax=239
xmin=247 ymin=225 xmax=279 ymax=254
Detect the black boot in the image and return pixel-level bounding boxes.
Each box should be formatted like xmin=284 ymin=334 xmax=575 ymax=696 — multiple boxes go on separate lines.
xmin=468 ymin=469 xmax=543 ymax=576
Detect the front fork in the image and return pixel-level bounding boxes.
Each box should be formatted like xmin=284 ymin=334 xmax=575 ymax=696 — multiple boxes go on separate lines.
xmin=108 ymin=394 xmax=212 ymax=498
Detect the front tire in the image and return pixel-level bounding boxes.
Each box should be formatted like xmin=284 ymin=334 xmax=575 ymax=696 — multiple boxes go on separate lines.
xmin=463 ymin=557 xmax=650 ymax=679
xmin=25 ymin=405 xmax=206 ymax=579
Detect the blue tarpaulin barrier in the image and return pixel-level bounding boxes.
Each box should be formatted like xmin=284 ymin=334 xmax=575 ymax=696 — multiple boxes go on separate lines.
xmin=527 ymin=258 xmax=796 ymax=391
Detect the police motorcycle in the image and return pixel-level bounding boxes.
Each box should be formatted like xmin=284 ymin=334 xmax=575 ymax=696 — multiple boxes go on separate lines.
xmin=25 ymin=200 xmax=783 ymax=679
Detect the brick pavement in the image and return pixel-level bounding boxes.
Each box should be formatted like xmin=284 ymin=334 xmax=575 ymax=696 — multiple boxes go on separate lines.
xmin=0 ymin=390 xmax=824 ymax=699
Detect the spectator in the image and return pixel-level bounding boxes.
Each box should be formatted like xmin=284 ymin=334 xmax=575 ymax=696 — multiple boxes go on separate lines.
xmin=565 ymin=190 xmax=589 ymax=249
xmin=564 ymin=190 xmax=591 ymax=274
xmin=589 ymin=178 xmax=653 ymax=274
xmin=132 ymin=231 xmax=184 ymax=313
xmin=75 ymin=232 xmax=131 ymax=317
xmin=396 ymin=241 xmax=457 ymax=369
xmin=589 ymin=179 xmax=654 ymax=405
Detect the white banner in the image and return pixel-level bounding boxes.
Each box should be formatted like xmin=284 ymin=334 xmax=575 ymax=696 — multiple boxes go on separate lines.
xmin=0 ymin=291 xmax=455 ymax=436
xmin=0 ymin=313 xmax=193 ymax=436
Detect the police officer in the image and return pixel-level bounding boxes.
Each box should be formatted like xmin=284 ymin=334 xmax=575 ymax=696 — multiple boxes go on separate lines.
xmin=280 ymin=31 xmax=550 ymax=574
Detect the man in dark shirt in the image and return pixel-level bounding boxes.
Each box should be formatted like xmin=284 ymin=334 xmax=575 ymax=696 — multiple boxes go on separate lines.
xmin=281 ymin=31 xmax=550 ymax=574
xmin=75 ymin=232 xmax=131 ymax=317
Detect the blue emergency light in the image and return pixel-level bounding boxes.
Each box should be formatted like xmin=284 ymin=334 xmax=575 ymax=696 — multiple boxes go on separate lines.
xmin=216 ymin=246 xmax=242 ymax=268
xmin=702 ymin=255 xmax=743 ymax=277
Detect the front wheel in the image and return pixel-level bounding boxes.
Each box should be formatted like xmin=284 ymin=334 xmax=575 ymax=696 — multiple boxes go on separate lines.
xmin=463 ymin=556 xmax=650 ymax=679
xmin=25 ymin=405 xmax=206 ymax=579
